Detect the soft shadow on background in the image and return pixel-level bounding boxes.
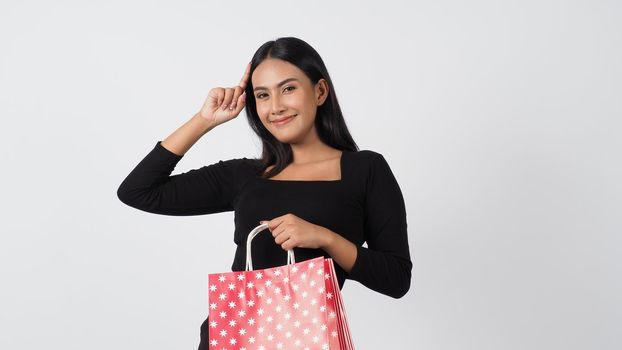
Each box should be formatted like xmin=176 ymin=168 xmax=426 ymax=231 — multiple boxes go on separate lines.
xmin=1 ymin=0 xmax=620 ymax=349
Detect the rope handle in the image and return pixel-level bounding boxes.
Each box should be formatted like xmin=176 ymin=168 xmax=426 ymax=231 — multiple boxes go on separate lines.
xmin=245 ymin=223 xmax=295 ymax=271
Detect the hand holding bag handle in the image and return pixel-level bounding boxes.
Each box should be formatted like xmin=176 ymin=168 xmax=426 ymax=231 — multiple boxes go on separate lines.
xmin=244 ymin=223 xmax=295 ymax=271
xmin=208 ymin=222 xmax=355 ymax=349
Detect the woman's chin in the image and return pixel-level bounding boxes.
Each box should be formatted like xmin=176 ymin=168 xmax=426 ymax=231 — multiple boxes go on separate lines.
xmin=271 ymin=132 xmax=302 ymax=145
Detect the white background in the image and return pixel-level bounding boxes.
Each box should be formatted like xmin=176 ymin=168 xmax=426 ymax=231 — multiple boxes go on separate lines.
xmin=1 ymin=0 xmax=620 ymax=349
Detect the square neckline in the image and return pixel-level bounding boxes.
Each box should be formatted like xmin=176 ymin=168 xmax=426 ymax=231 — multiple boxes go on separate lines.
xmin=260 ymin=151 xmax=346 ymax=183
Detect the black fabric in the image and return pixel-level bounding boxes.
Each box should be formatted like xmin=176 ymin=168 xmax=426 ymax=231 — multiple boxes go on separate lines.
xmin=198 ymin=316 xmax=209 ymax=350
xmin=117 ymin=141 xmax=412 ymax=347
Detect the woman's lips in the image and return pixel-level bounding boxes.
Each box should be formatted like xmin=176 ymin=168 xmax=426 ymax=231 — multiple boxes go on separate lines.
xmin=272 ymin=114 xmax=296 ymax=126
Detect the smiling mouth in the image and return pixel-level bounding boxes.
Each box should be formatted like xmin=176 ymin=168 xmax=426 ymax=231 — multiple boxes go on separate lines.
xmin=271 ymin=114 xmax=297 ymax=124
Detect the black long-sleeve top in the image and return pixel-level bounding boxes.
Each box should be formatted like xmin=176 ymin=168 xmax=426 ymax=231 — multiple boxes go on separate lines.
xmin=117 ymin=141 xmax=412 ymax=298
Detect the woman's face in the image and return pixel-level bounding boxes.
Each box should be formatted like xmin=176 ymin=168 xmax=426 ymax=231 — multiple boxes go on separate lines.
xmin=251 ymin=58 xmax=328 ymax=145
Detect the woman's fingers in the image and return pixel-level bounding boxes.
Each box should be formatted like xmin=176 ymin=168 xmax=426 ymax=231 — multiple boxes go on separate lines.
xmin=275 ymin=224 xmax=300 ymax=246
xmin=228 ymin=86 xmax=245 ymax=110
xmin=207 ymin=88 xmax=223 ymax=110
xmin=273 ymin=228 xmax=287 ymax=245
xmin=239 ymin=62 xmax=251 ymax=90
xmin=281 ymin=238 xmax=295 ymax=251
xmin=234 ymin=91 xmax=246 ymax=111
xmin=223 ymin=63 xmax=251 ymax=111
xmin=219 ymin=88 xmax=234 ymax=110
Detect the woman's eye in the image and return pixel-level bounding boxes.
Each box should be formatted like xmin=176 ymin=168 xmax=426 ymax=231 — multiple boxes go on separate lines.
xmin=256 ymin=87 xmax=294 ymax=99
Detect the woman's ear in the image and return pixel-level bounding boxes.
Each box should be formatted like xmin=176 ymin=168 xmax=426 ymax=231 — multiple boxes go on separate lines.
xmin=316 ymin=79 xmax=329 ymax=106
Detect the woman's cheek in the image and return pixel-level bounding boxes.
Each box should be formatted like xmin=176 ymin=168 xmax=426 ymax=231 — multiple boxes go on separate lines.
xmin=257 ymin=104 xmax=270 ymax=121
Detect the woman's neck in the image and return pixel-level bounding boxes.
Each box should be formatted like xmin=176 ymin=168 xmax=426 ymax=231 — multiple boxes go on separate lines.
xmin=289 ymin=140 xmax=340 ymax=165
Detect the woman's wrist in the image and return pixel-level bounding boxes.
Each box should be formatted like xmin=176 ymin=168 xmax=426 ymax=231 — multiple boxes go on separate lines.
xmin=192 ymin=112 xmax=218 ymax=134
xmin=317 ymin=226 xmax=336 ymax=249
xmin=316 ymin=226 xmax=357 ymax=273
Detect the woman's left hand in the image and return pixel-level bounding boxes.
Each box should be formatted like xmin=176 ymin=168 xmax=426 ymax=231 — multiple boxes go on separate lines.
xmin=260 ymin=213 xmax=332 ymax=251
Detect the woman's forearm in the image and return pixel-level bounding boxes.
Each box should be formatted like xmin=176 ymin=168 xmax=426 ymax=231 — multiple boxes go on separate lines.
xmin=160 ymin=113 xmax=217 ymax=156
xmin=319 ymin=227 xmax=358 ymax=273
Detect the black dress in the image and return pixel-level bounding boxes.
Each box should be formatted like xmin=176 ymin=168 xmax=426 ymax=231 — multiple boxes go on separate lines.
xmin=117 ymin=141 xmax=412 ymax=349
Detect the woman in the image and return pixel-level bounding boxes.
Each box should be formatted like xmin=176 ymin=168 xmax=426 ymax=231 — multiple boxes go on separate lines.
xmin=117 ymin=36 xmax=412 ymax=349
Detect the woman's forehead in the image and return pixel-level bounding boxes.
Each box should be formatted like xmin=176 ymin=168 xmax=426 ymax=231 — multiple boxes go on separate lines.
xmin=252 ymin=59 xmax=306 ymax=86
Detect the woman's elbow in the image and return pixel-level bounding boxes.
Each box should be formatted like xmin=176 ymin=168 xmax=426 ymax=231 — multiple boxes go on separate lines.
xmin=116 ymin=182 xmax=141 ymax=207
xmin=388 ymin=260 xmax=412 ymax=299
xmin=389 ymin=271 xmax=411 ymax=299
xmin=116 ymin=183 xmax=131 ymax=205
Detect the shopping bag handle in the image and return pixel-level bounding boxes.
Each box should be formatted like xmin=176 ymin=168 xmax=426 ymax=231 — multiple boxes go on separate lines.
xmin=245 ymin=223 xmax=295 ymax=271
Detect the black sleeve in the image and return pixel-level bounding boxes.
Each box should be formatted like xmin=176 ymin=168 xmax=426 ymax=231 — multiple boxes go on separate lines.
xmin=116 ymin=140 xmax=249 ymax=216
xmin=347 ymin=153 xmax=413 ymax=298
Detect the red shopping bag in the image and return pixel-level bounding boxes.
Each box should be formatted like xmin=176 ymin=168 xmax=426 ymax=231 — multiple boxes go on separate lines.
xmin=208 ymin=223 xmax=355 ymax=349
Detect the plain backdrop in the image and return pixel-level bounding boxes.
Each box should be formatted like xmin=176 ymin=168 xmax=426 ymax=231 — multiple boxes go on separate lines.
xmin=1 ymin=0 xmax=620 ymax=349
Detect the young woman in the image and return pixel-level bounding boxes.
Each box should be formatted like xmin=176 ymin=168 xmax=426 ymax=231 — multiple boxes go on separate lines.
xmin=117 ymin=36 xmax=412 ymax=349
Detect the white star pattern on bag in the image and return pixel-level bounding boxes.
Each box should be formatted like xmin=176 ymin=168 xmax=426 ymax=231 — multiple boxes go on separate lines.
xmin=208 ymin=256 xmax=354 ymax=349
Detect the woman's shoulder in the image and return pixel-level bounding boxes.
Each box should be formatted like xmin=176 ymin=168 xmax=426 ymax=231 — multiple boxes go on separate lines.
xmin=191 ymin=156 xmax=262 ymax=182
xmin=346 ymin=149 xmax=389 ymax=167
xmin=225 ymin=156 xmax=266 ymax=179
xmin=345 ymin=149 xmax=397 ymax=180
xmin=350 ymin=149 xmax=383 ymax=159
xmin=217 ymin=156 xmax=262 ymax=172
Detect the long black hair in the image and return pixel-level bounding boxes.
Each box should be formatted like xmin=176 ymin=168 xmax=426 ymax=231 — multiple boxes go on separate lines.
xmin=244 ymin=36 xmax=358 ymax=179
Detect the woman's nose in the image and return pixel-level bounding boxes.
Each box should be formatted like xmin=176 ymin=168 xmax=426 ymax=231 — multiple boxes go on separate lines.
xmin=270 ymin=94 xmax=286 ymax=115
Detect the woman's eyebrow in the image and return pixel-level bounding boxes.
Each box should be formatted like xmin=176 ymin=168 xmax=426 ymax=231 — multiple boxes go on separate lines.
xmin=253 ymin=78 xmax=299 ymax=91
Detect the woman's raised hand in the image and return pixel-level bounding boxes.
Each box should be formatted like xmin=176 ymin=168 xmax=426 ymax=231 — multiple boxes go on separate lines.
xmin=197 ymin=62 xmax=251 ymax=127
